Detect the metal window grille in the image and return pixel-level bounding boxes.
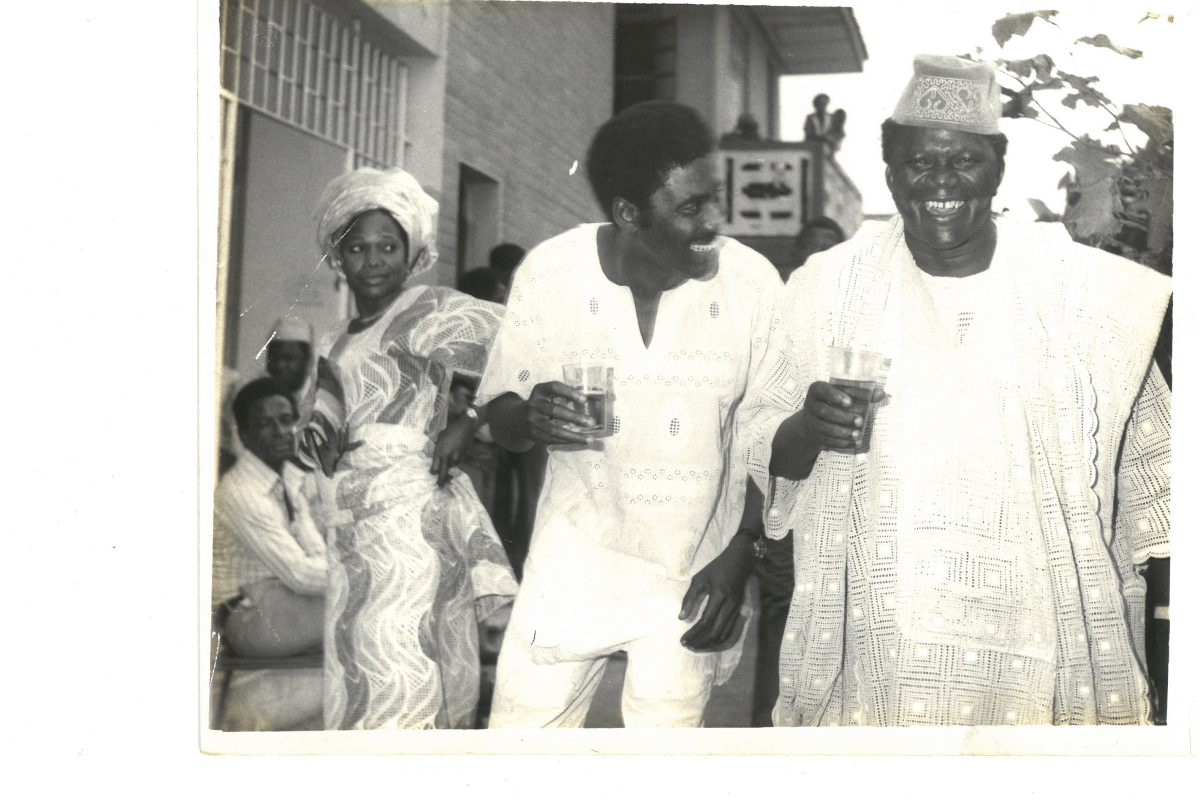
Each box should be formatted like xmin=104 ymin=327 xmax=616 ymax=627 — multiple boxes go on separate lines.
xmin=613 ymin=19 xmax=677 ymax=113
xmin=220 ymin=0 xmax=407 ymax=168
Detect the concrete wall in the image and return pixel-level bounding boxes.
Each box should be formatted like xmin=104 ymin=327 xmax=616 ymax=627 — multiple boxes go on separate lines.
xmin=672 ymin=4 xmax=717 ymax=128
xmin=436 ymin=0 xmax=615 ymax=286
xmin=365 ymin=0 xmax=448 ymax=55
xmin=681 ymin=5 xmax=775 ymax=145
xmin=231 ymin=111 xmax=351 ymax=375
xmin=399 ymin=38 xmax=449 ymax=194
xmin=360 ymin=0 xmax=450 ymax=194
xmin=820 ymin=156 xmax=864 ymax=236
xmin=743 ymin=15 xmax=774 ymax=136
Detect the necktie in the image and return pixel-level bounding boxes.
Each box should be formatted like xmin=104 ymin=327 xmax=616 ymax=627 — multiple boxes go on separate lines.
xmin=275 ymin=479 xmax=296 ymax=523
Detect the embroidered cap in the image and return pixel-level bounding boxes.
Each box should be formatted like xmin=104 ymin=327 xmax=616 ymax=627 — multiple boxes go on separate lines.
xmin=891 ymin=54 xmax=1003 ymax=135
xmin=272 ymin=315 xmax=313 ymax=344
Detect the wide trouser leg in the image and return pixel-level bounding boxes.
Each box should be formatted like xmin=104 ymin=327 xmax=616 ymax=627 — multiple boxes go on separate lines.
xmin=487 ymin=634 xmax=610 ymax=728
xmin=621 ymin=622 xmax=718 ymax=728
xmin=752 ymin=532 xmax=794 ymax=726
xmin=224 ymin=579 xmax=324 ymax=658
xmin=219 ymin=668 xmax=323 ymax=731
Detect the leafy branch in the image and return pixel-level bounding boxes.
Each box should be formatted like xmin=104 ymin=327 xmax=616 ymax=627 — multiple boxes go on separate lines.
xmin=985 ymin=10 xmax=1173 ymax=273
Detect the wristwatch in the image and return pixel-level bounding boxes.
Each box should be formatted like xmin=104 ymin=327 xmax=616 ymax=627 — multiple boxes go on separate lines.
xmin=737 ymin=527 xmax=768 ymax=560
xmin=463 ymin=404 xmax=483 ymax=423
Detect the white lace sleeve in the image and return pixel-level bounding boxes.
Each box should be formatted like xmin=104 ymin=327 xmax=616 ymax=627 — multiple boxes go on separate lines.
xmin=1118 ymin=361 xmax=1171 ymax=563
xmin=476 ymin=250 xmax=552 ymax=405
xmin=741 ymin=275 xmax=819 ymax=540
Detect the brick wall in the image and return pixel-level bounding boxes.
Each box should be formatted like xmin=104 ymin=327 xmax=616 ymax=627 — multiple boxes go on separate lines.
xmin=435 ymin=0 xmax=615 ymax=285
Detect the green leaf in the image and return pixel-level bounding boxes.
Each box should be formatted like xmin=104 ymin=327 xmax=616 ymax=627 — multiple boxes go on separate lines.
xmin=1076 ymin=34 xmax=1143 ymax=58
xmin=992 ymin=10 xmax=1059 ymax=46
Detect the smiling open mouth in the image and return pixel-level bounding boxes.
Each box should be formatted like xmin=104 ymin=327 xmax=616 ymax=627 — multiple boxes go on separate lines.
xmin=924 ymin=200 xmax=964 ymax=216
xmin=689 ymin=240 xmax=719 ymax=253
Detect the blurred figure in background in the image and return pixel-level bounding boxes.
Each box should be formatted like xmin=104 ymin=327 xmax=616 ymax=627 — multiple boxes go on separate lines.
xmin=488 ymin=242 xmax=527 ymax=288
xmin=782 ymin=216 xmax=846 ymax=283
xmin=459 ymin=266 xmax=510 ymax=305
xmin=803 ymin=93 xmax=833 ymax=144
xmin=828 ymin=108 xmax=847 ymax=153
xmin=720 ymin=111 xmax=763 ymax=146
xmin=265 ymin=315 xmax=314 ymax=416
xmin=805 ymin=94 xmax=847 ymax=154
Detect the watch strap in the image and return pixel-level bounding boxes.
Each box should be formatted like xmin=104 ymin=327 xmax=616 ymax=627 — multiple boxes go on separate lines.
xmin=736 ymin=526 xmax=767 ymax=560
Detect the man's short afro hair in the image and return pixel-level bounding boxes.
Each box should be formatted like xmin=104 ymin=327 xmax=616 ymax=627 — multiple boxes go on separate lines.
xmin=586 ymin=101 xmax=715 ymax=222
xmin=233 ymin=377 xmax=297 ymax=433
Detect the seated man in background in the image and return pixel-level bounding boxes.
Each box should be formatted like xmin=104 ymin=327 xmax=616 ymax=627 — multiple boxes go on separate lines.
xmin=216 ymin=316 xmax=315 ymax=474
xmin=212 ymin=377 xmax=326 ymax=730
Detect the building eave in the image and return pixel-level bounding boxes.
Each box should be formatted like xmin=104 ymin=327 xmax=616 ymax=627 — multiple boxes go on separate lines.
xmin=749 ymin=5 xmax=867 ymax=75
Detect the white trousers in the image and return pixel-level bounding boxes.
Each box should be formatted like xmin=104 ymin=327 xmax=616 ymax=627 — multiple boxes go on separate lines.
xmin=488 ymin=608 xmax=717 ymax=728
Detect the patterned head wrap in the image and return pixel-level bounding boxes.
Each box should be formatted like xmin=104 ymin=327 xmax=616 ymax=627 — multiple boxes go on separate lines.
xmin=891 ymin=54 xmax=1003 ymax=135
xmin=315 ymin=167 xmax=439 ymax=277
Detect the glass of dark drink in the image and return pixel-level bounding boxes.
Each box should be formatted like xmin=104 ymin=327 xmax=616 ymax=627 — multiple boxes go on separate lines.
xmin=562 ymin=362 xmax=614 ymax=438
xmin=828 ymin=346 xmax=889 ymax=452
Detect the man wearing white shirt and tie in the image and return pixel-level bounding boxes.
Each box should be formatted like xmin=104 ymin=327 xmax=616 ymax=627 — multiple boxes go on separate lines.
xmin=212 ymin=377 xmax=326 ymax=729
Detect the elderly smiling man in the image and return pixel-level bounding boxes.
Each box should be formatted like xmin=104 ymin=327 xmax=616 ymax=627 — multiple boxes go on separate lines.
xmin=742 ymin=55 xmax=1171 ymax=726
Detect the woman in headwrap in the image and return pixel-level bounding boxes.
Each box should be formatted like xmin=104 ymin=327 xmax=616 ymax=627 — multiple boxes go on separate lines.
xmin=304 ymin=167 xmax=517 ymax=729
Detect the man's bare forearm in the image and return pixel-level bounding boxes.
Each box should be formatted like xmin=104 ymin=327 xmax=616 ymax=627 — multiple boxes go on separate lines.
xmin=768 ymin=413 xmax=819 ymax=481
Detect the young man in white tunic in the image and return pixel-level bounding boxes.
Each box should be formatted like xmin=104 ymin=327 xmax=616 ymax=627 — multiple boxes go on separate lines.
xmin=742 ymin=55 xmax=1171 ymax=726
xmin=479 ymin=101 xmax=781 ymax=727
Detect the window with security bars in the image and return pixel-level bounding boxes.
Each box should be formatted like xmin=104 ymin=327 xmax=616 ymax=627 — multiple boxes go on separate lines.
xmin=613 ymin=19 xmax=676 ymax=114
xmin=220 ymin=0 xmax=407 ymax=168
